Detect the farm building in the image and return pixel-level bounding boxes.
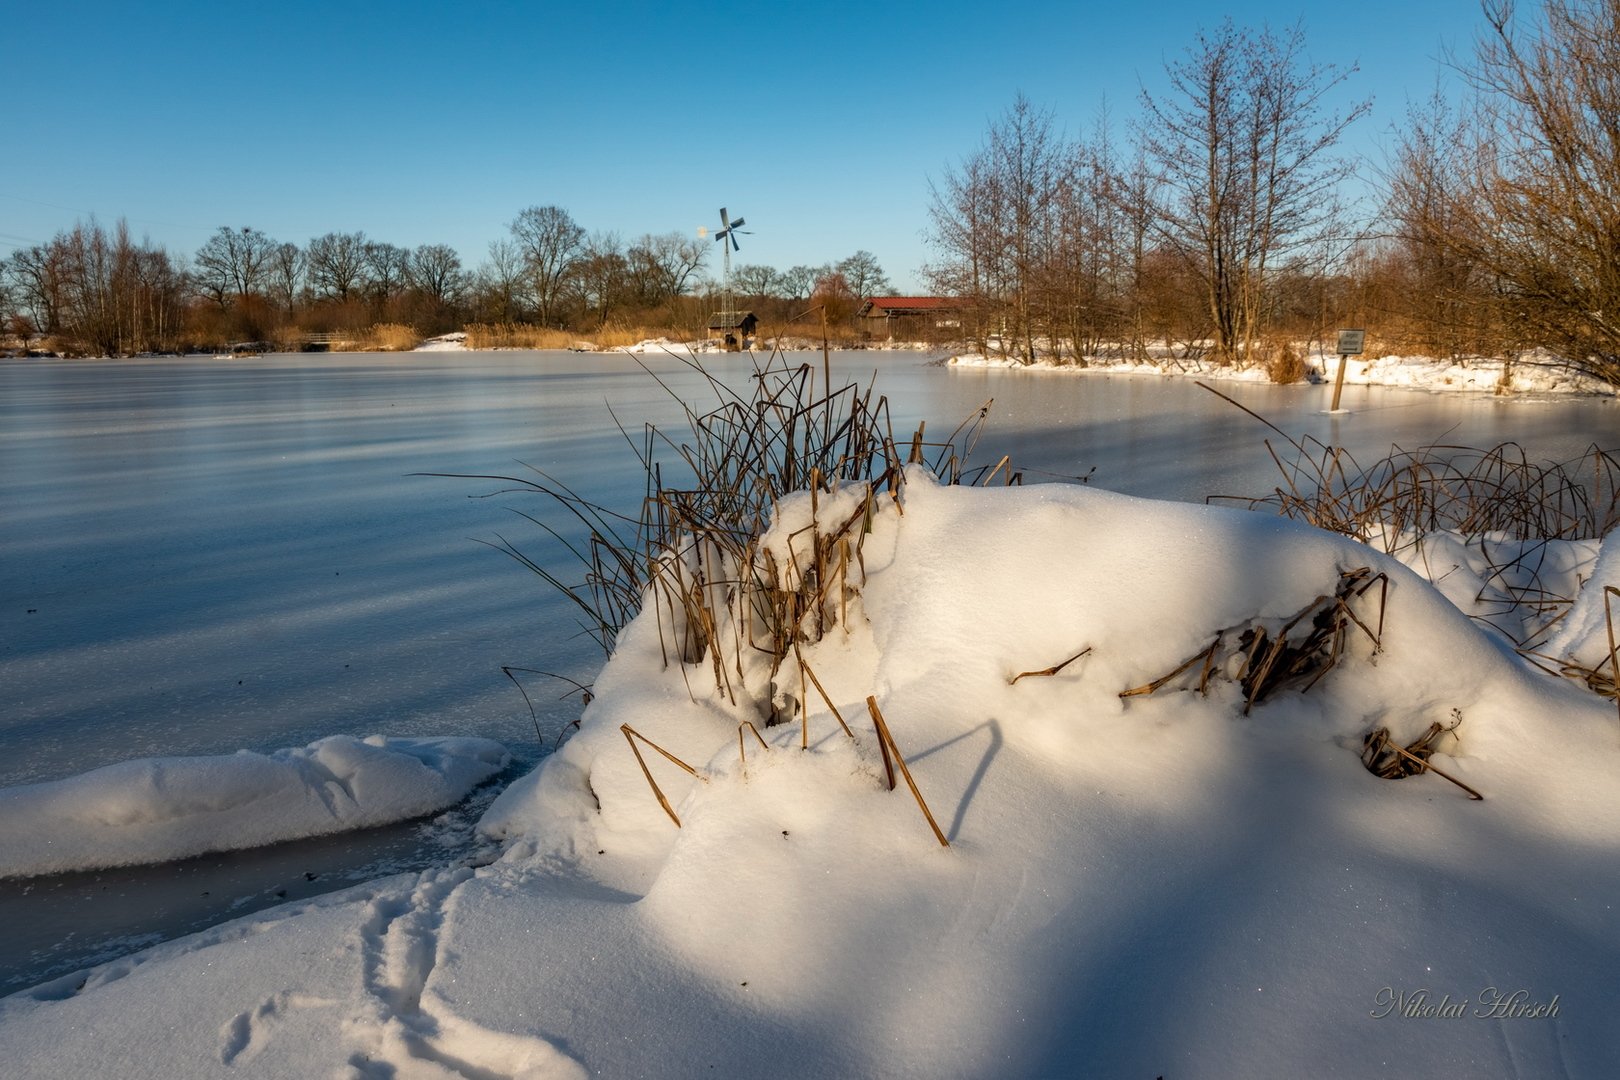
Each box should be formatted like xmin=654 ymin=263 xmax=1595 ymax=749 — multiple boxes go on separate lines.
xmin=857 ymin=296 xmax=965 ymax=340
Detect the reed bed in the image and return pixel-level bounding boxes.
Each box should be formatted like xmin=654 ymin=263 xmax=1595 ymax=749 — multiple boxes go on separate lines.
xmin=464 ymin=323 xmax=675 ymax=351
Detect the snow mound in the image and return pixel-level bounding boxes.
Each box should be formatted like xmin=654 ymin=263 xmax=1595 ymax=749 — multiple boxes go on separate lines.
xmin=1545 ymin=528 xmax=1620 ymax=670
xmin=0 ymin=735 xmax=509 ymax=878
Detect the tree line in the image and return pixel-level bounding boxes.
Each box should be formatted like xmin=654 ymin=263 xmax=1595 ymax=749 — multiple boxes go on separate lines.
xmin=0 ymin=200 xmax=901 ymax=355
xmin=925 ymin=0 xmax=1620 ymax=386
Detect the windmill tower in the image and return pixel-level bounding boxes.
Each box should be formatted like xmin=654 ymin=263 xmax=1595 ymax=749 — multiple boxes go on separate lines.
xmin=712 ymin=206 xmax=749 ymax=325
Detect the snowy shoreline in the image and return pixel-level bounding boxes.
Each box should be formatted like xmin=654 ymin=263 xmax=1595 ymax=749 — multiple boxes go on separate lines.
xmin=947 ymin=348 xmax=1619 ymax=397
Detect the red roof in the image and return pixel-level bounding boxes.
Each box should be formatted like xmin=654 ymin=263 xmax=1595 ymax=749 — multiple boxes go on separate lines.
xmin=865 ymin=296 xmax=960 ymax=310
xmin=859 ymin=296 xmax=963 ymax=317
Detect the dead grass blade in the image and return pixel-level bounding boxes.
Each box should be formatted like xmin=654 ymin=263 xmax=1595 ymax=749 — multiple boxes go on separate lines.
xmin=621 ymin=723 xmax=708 ymax=828
xmin=865 ymin=696 xmax=950 ymax=847
xmin=1362 ymin=718 xmax=1483 ymax=801
xmin=1010 ymin=646 xmax=1093 ymax=685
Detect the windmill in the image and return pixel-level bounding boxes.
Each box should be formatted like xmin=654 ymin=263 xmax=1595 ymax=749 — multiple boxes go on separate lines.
xmin=712 ymin=206 xmax=749 ymax=328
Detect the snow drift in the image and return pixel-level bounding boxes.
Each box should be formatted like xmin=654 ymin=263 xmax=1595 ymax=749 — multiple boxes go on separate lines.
xmin=0 ymin=735 xmax=509 ymax=878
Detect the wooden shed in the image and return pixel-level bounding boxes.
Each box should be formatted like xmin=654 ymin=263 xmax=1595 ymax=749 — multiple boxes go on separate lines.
xmin=707 ymin=311 xmax=758 ymax=351
xmin=857 ymin=296 xmax=964 ymax=341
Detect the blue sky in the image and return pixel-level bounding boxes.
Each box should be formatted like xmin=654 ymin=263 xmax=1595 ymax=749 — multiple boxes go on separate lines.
xmin=6 ymin=1 xmax=1479 ymax=291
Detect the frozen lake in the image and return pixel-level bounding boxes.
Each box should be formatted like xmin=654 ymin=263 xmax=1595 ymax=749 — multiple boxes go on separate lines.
xmin=1 ymin=349 xmax=1615 ymax=988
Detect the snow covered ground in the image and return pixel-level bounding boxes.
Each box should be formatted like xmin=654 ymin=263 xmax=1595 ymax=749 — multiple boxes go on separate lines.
xmin=0 ymin=736 xmax=508 ymax=878
xmin=950 ymin=348 xmax=1619 ymax=396
xmin=3 ymin=473 xmax=1617 ymax=1077
xmin=421 ymin=332 xmax=1616 ymax=396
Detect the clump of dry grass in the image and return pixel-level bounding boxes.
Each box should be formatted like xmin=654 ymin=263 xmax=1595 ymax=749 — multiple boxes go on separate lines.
xmin=1263 ymin=340 xmax=1308 ymax=384
xmin=435 ymin=349 xmax=1009 ymax=842
xmin=1362 ymin=713 xmax=1483 ymax=799
xmin=360 ymin=324 xmax=422 ymax=351
xmin=463 ymin=324 xmax=574 ymax=350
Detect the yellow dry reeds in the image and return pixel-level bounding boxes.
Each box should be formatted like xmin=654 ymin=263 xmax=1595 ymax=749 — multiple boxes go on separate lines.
xmin=462 ymin=323 xmax=671 ymax=351
xmin=361 ymin=323 xmax=422 ymax=351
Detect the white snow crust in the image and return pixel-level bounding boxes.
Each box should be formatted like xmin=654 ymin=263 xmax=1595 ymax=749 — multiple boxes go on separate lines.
xmin=4 ymin=478 xmax=1619 ymax=1078
xmin=0 ymin=735 xmax=509 ymax=878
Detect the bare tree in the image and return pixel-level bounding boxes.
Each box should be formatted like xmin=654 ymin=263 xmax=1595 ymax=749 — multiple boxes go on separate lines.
xmin=928 ymin=95 xmax=1066 ymax=361
xmin=778 ymin=265 xmax=820 ymax=303
xmin=1383 ymin=87 xmax=1503 ymax=358
xmin=194 ymin=226 xmax=276 ymax=309
xmin=306 ymin=231 xmax=370 ymax=303
xmin=570 ymin=231 xmax=628 ymax=327
xmin=364 ymin=241 xmax=412 ymax=312
xmin=269 ymin=242 xmax=305 ymax=320
xmin=835 ymin=250 xmax=893 ymax=303
xmin=729 ymin=263 xmax=783 ymax=301
xmin=410 ymin=244 xmax=464 ymax=307
xmin=510 ymin=205 xmax=585 ymax=326
xmin=8 ymin=242 xmax=70 ymax=336
xmin=1413 ymin=0 xmax=1620 ymax=384
xmin=473 ymin=239 xmax=526 ymax=322
xmin=1138 ymin=20 xmax=1369 ymax=363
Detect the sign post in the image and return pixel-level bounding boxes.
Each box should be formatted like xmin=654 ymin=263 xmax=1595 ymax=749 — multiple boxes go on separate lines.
xmin=1331 ymin=329 xmax=1365 ymax=412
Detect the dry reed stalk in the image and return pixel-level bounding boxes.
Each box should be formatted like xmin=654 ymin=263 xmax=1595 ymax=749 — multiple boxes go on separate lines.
xmin=1120 ymin=640 xmax=1220 ymax=699
xmin=1119 ymin=569 xmax=1386 ymax=712
xmin=793 ymin=645 xmax=854 ymax=738
xmin=864 ymin=696 xmax=950 ymax=847
xmin=737 ymin=720 xmax=770 ymax=770
xmin=1608 ymin=586 xmax=1620 ymax=723
xmin=982 ymin=455 xmax=1012 ymax=486
xmin=1010 ymin=646 xmax=1093 ymax=685
xmin=621 ymin=723 xmax=708 ymax=828
xmin=1362 ymin=721 xmax=1483 ymax=800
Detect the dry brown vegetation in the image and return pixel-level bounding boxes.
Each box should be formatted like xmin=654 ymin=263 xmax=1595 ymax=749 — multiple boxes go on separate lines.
xmin=463 ymin=323 xmax=674 ymax=351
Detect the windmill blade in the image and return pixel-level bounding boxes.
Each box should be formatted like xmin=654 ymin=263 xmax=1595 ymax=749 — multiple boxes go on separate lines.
xmin=729 ymin=216 xmax=745 ymax=230
xmin=729 ymin=231 xmax=741 ymax=251
xmin=718 ymin=208 xmax=731 ymax=230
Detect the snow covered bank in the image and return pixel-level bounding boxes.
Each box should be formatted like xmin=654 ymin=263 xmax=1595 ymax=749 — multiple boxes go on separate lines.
xmin=0 ymin=736 xmax=509 ymax=878
xmin=414 ymin=332 xmax=468 ymax=351
xmin=950 ymin=348 xmax=1619 ymax=396
xmin=5 ymin=475 xmax=1619 ymax=1077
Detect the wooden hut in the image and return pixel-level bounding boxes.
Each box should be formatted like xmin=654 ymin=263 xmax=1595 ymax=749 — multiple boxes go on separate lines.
xmin=707 ymin=311 xmax=758 ymax=351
